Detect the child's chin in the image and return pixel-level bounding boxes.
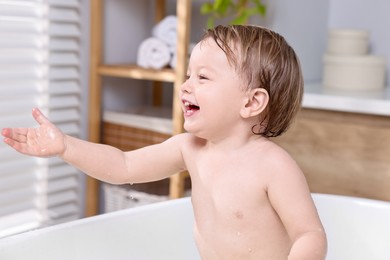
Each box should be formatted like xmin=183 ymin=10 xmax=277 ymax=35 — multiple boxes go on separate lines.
xmin=183 ymin=122 xmax=198 ymax=134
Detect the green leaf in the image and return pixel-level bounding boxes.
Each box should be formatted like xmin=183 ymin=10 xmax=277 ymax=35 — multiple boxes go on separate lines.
xmin=216 ymin=0 xmax=232 ymax=17
xmin=251 ymin=0 xmax=266 ymax=16
xmin=231 ymin=10 xmax=250 ymax=25
xmin=206 ymin=16 xmax=215 ymax=29
xmin=200 ymin=3 xmax=214 ymax=15
xmin=257 ymin=5 xmax=266 ymax=16
xmin=214 ymin=0 xmax=225 ymax=9
xmin=200 ymin=0 xmax=267 ymax=26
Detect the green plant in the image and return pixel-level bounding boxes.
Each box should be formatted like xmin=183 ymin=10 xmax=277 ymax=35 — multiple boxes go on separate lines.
xmin=201 ymin=0 xmax=267 ymax=28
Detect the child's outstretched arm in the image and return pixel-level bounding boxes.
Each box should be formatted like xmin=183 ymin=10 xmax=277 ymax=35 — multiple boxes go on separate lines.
xmin=2 ymin=108 xmax=186 ymax=184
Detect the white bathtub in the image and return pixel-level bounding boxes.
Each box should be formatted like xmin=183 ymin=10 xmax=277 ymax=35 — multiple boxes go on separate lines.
xmin=0 ymin=193 xmax=390 ymax=260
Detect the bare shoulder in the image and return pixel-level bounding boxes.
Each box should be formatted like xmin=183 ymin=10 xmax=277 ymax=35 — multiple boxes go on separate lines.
xmin=168 ymin=132 xmax=195 ymax=142
xmin=262 ymin=139 xmax=314 ymax=209
xmin=256 ymin=139 xmax=309 ymax=196
xmin=259 ymin=139 xmax=301 ymax=173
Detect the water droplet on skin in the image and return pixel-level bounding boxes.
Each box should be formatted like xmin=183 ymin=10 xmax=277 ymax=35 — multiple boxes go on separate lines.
xmin=47 ymin=130 xmax=56 ymax=139
xmin=237 ymin=231 xmax=241 ymax=236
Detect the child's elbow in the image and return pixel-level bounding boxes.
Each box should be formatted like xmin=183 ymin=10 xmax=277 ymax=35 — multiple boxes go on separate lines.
xmin=288 ymin=228 xmax=327 ymax=260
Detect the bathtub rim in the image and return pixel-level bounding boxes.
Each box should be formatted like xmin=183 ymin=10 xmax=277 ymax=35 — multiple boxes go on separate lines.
xmin=2 ymin=192 xmax=390 ymax=243
xmin=0 ymin=196 xmax=192 ymax=242
xmin=312 ymin=192 xmax=390 ymax=209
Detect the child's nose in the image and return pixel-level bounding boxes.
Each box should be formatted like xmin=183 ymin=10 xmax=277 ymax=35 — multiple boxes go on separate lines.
xmin=180 ymin=78 xmax=192 ymax=94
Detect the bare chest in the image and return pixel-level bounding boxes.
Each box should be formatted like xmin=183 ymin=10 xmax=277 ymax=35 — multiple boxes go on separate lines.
xmin=186 ymin=150 xmax=290 ymax=258
xmin=190 ymin=157 xmax=270 ymax=226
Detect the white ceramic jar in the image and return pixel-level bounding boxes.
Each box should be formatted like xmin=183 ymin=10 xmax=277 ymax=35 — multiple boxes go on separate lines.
xmin=323 ymin=54 xmax=386 ymax=90
xmin=327 ymin=29 xmax=369 ymax=55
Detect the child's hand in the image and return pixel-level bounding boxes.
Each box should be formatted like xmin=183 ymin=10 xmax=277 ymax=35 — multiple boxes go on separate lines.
xmin=1 ymin=108 xmax=66 ymax=157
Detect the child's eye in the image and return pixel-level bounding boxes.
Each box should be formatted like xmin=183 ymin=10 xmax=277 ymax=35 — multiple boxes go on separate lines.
xmin=199 ymin=74 xmax=208 ymax=80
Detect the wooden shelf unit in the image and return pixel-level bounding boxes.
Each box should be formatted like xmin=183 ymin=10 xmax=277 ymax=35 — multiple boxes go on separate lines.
xmin=98 ymin=65 xmax=176 ymax=82
xmin=87 ymin=0 xmax=192 ymax=216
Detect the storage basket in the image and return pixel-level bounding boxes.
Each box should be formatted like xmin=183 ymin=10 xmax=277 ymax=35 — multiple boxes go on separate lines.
xmin=102 ymin=106 xmax=172 ymax=151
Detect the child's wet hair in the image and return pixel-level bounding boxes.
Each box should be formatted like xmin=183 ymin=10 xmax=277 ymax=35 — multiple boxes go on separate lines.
xmin=202 ymin=25 xmax=303 ymax=138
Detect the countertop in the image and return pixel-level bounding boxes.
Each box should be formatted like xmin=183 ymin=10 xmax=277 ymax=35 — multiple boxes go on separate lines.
xmin=303 ymin=84 xmax=390 ymax=116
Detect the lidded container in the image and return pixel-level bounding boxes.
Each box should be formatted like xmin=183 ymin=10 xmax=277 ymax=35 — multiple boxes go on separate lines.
xmin=327 ymin=29 xmax=369 ymax=55
xmin=323 ymin=54 xmax=386 ymax=90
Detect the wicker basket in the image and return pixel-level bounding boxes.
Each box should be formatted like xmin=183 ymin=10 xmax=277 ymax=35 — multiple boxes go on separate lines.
xmin=102 ymin=107 xmax=172 ymax=151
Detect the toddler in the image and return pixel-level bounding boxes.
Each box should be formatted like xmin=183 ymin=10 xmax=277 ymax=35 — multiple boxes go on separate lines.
xmin=2 ymin=25 xmax=327 ymax=259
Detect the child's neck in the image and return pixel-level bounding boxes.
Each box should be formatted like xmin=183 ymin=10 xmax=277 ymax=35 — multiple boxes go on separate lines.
xmin=204 ymin=132 xmax=265 ymax=152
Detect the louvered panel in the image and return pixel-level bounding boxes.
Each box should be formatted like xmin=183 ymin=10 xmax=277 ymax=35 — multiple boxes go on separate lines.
xmin=0 ymin=0 xmax=83 ymax=238
xmin=49 ymin=80 xmax=80 ymax=94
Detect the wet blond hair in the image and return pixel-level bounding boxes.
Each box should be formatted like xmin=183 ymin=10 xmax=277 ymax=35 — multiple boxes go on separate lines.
xmin=202 ymin=25 xmax=303 ymax=138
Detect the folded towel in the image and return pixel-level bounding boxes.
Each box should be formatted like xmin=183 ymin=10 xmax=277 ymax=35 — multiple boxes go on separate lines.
xmin=152 ymin=15 xmax=177 ymax=48
xmin=137 ymin=37 xmax=171 ymax=69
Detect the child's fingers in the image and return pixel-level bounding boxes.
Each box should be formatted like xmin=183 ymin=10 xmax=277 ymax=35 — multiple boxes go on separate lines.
xmin=1 ymin=128 xmax=10 ymax=138
xmin=3 ymin=133 xmax=22 ymax=150
xmin=3 ymin=135 xmax=16 ymax=147
xmin=2 ymin=128 xmax=27 ymax=142
xmin=32 ymin=108 xmax=50 ymax=126
xmin=3 ymin=134 xmax=30 ymax=155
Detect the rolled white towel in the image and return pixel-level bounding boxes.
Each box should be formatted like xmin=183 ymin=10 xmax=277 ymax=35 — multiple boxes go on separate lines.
xmin=137 ymin=37 xmax=171 ymax=69
xmin=152 ymin=15 xmax=177 ymax=48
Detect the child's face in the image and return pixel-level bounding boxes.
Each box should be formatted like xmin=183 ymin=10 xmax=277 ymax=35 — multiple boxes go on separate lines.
xmin=180 ymin=37 xmax=248 ymax=140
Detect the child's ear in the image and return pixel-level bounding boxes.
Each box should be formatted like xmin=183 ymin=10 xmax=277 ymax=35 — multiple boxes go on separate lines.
xmin=240 ymin=88 xmax=269 ymax=118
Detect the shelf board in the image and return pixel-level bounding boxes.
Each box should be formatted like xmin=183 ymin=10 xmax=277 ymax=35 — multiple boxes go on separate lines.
xmin=98 ymin=64 xmax=176 ymax=82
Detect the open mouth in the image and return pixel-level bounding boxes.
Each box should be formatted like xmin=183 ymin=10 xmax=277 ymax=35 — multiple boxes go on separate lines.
xmin=183 ymin=100 xmax=200 ymax=115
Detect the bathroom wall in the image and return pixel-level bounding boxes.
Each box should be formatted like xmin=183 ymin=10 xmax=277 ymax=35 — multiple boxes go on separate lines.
xmin=101 ymin=0 xmax=153 ymax=111
xmin=264 ymin=0 xmax=330 ymax=83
